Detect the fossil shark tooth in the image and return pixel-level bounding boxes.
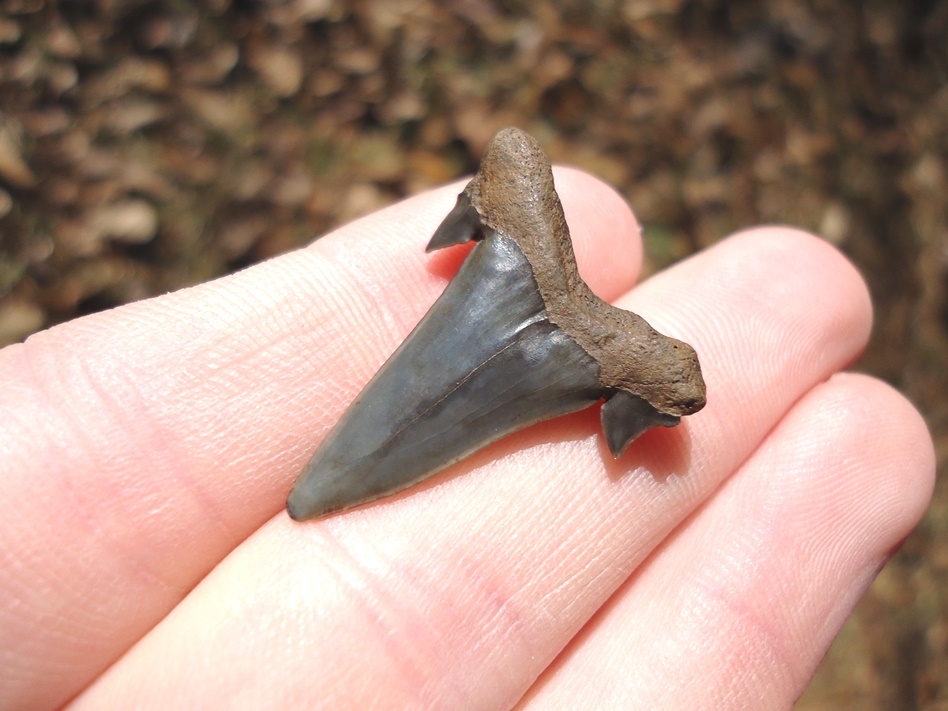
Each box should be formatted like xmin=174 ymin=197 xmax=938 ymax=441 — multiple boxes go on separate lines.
xmin=287 ymin=128 xmax=706 ymax=522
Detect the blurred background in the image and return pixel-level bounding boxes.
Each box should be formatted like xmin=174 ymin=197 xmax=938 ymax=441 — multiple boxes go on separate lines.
xmin=0 ymin=0 xmax=945 ymax=706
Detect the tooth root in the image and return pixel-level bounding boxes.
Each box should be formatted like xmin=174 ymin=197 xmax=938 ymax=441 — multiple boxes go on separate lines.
xmin=600 ymin=390 xmax=682 ymax=458
xmin=286 ymin=233 xmax=603 ymax=521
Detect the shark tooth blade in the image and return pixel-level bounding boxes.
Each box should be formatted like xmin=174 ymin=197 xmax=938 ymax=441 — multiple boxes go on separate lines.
xmin=600 ymin=390 xmax=681 ymax=458
xmin=287 ymin=234 xmax=602 ymax=521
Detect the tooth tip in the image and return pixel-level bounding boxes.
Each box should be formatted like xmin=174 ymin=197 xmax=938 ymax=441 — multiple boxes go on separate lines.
xmin=605 ymin=437 xmax=626 ymax=459
xmin=285 ymin=491 xmax=314 ymax=522
xmin=426 ymin=224 xmax=466 ymax=252
xmin=286 ymin=480 xmax=335 ymax=522
xmin=424 ymin=234 xmax=450 ymax=252
xmin=427 ymin=191 xmax=482 ymax=252
xmin=601 ymin=391 xmax=681 ymax=457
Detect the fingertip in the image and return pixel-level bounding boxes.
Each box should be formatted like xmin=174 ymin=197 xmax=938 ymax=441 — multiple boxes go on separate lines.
xmin=754 ymin=370 xmax=935 ymax=573
xmin=824 ymin=372 xmax=936 ymax=537
xmin=724 ymin=226 xmax=874 ymax=348
xmin=659 ymin=226 xmax=874 ymax=388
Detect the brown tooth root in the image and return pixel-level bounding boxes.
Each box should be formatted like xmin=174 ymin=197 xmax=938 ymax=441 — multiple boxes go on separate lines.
xmin=286 ymin=127 xmax=706 ymax=522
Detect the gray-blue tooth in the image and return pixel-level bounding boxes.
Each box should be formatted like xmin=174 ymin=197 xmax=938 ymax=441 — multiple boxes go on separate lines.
xmin=287 ymin=128 xmax=706 ymax=521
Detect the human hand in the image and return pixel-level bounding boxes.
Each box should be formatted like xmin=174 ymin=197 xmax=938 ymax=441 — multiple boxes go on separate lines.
xmin=0 ymin=169 xmax=934 ymax=709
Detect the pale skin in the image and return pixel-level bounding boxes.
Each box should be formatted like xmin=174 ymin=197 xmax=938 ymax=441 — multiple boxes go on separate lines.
xmin=0 ymin=168 xmax=935 ymax=710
